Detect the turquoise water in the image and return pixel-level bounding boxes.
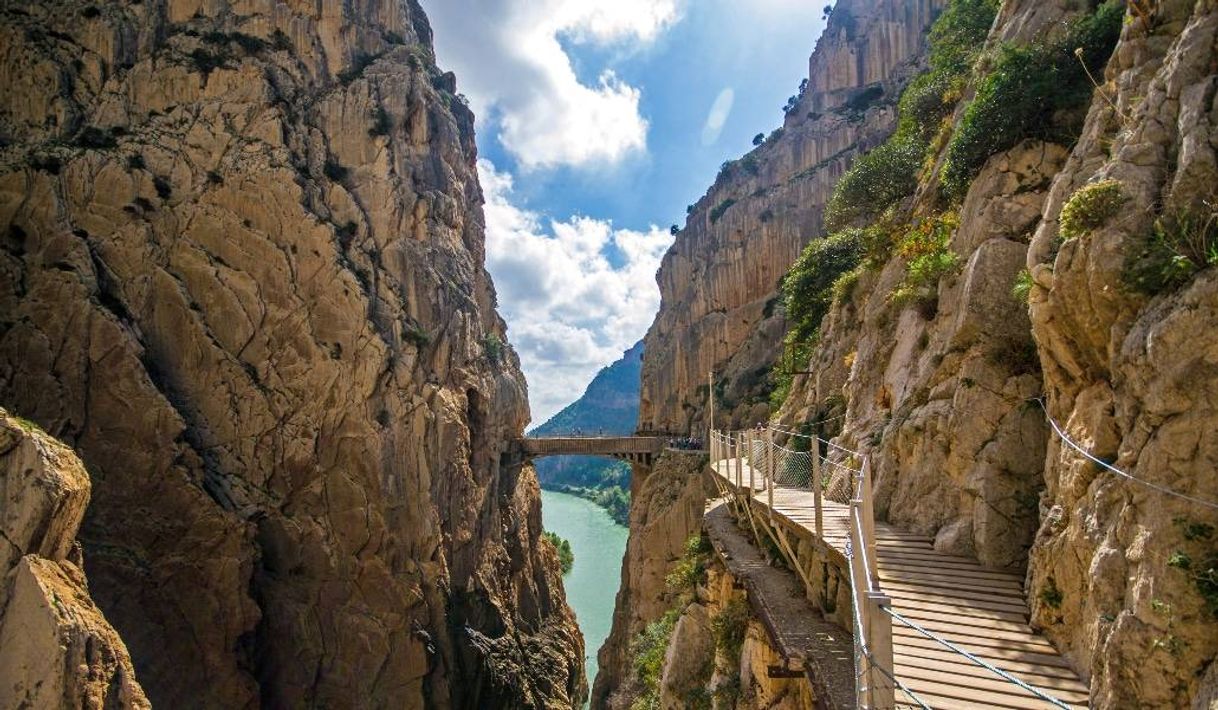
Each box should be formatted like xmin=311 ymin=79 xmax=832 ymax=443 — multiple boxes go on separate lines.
xmin=540 ymin=489 xmax=629 ymax=702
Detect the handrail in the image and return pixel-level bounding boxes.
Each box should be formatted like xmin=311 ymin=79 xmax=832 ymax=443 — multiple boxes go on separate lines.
xmin=708 ymin=424 xmax=1079 ymax=708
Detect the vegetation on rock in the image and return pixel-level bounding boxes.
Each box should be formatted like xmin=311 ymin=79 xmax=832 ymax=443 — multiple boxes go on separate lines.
xmin=1059 ymin=178 xmax=1125 ymax=241
xmin=543 ymin=531 xmax=575 ymax=575
xmin=941 ymin=1 xmax=1123 ymax=199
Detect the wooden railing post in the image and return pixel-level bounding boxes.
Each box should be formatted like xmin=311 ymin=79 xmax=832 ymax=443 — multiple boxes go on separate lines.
xmin=861 ymin=458 xmax=878 ymax=580
xmin=735 ymin=432 xmax=743 ymax=489
xmin=848 ymin=498 xmax=870 ymax=708
xmin=812 ymin=444 xmax=823 ymax=540
xmin=740 ymin=431 xmax=750 ymax=492
xmin=867 ymin=591 xmax=895 ymax=710
xmin=766 ymin=428 xmax=774 ymax=518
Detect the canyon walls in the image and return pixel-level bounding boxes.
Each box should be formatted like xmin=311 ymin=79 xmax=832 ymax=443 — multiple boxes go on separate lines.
xmin=638 ymin=0 xmax=945 ymax=437
xmin=0 ymin=0 xmax=582 ymax=706
xmin=628 ymin=0 xmax=1218 ymax=707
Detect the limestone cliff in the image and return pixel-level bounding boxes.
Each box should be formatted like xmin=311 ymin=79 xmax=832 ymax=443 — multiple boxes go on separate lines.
xmin=664 ymin=0 xmax=1217 ymax=706
xmin=638 ymin=0 xmax=945 ymax=436
xmin=0 ymin=0 xmax=583 ymax=707
xmin=0 ymin=408 xmax=149 ymax=709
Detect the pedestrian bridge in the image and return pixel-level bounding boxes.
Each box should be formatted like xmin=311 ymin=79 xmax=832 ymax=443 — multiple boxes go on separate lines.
xmin=511 ymin=436 xmax=666 ymax=466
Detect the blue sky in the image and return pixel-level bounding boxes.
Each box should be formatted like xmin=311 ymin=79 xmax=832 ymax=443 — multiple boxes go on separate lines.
xmin=422 ymin=0 xmax=829 ymax=422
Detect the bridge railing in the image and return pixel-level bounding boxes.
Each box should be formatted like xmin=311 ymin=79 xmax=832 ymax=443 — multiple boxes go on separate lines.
xmin=710 ymin=426 xmax=1076 ymax=710
xmin=709 ymin=427 xmax=895 ymax=708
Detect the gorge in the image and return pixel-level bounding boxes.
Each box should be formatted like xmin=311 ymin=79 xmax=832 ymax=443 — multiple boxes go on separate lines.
xmin=2 ymin=0 xmax=1217 ymax=709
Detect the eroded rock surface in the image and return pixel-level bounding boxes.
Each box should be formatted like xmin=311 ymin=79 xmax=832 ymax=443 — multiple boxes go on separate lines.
xmin=0 ymin=408 xmax=149 ymax=709
xmin=638 ymin=0 xmax=945 ymax=436
xmin=0 ymin=0 xmax=582 ymax=706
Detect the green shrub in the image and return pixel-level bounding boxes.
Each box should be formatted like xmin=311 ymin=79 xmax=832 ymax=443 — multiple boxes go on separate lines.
xmin=542 ymin=531 xmax=574 ymax=574
xmin=629 ymin=609 xmax=680 ymax=710
xmin=188 ymin=48 xmax=228 ymax=75
xmin=404 ymin=324 xmax=430 ymax=348
xmin=1012 ymin=268 xmax=1034 ymax=303
xmin=891 ymin=211 xmax=961 ymax=308
xmin=665 ymin=535 xmax=711 ymax=593
xmin=271 ymin=29 xmax=292 ymax=52
xmin=75 ymin=126 xmax=117 ymax=150
xmin=831 ymin=265 xmax=864 ymax=305
xmin=709 ymin=198 xmax=736 ymax=224
xmin=825 ymin=139 xmax=923 ymax=231
xmin=481 ymin=333 xmax=504 ymax=363
xmin=1060 ymin=179 xmax=1124 ymax=240
xmin=824 ymin=0 xmax=998 ymax=230
xmin=1040 ymin=577 xmax=1064 ymax=609
xmin=942 ymin=2 xmax=1124 ymax=200
xmin=126 ymin=154 xmax=145 ymax=171
xmin=153 ymin=175 xmax=172 ymax=199
xmin=711 ymin=598 xmax=750 ymax=660
xmin=1124 ymin=203 xmax=1218 ymax=295
xmin=783 ymin=229 xmax=866 ymax=344
xmin=752 ymin=132 xmax=765 ymax=146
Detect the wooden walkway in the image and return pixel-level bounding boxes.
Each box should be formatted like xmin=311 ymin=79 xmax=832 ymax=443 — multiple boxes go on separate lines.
xmin=710 ymin=460 xmax=1090 ymax=710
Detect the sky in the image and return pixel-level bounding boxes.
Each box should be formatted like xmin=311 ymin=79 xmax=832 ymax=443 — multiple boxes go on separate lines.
xmin=421 ymin=0 xmax=830 ymax=424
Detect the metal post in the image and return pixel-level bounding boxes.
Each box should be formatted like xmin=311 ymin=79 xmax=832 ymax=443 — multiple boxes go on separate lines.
xmin=812 ymin=446 xmax=823 ymax=539
xmin=708 ymin=371 xmax=714 ymax=448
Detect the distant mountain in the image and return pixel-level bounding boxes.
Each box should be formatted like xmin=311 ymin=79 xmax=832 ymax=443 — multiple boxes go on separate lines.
xmin=530 ymin=341 xmax=643 ymax=525
xmin=531 ymin=340 xmax=644 ymax=438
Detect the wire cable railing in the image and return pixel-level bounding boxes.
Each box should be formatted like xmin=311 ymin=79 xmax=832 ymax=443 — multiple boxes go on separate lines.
xmin=708 ymin=423 xmax=1080 ymax=709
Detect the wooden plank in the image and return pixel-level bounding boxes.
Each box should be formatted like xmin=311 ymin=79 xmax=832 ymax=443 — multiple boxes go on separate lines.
xmin=901 ymin=662 xmax=1091 ymax=706
xmin=893 ymin=646 xmax=1084 ymax=682
xmin=893 ymin=686 xmax=1084 ymax=710
xmin=890 ymin=632 xmax=1078 ymax=671
xmin=883 ymin=583 xmax=1032 ymax=614
xmin=894 ymin=655 xmax=1089 ymax=696
xmin=893 ymin=625 xmax=1058 ymax=656
xmin=879 ymin=560 xmax=1025 ymax=586
xmin=879 ymin=569 xmax=1026 ymax=596
xmin=884 ymin=595 xmax=1029 ymax=624
xmin=891 ymin=605 xmax=1037 ymax=635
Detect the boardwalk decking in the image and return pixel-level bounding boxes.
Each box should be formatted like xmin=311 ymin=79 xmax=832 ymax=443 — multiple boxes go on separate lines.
xmin=710 ymin=460 xmax=1090 ymax=710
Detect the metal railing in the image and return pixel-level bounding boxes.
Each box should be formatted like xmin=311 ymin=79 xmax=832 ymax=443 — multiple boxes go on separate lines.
xmin=708 ymin=425 xmax=1077 ymax=710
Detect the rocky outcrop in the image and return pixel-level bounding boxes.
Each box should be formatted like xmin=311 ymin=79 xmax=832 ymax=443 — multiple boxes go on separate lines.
xmin=640 ymin=0 xmax=1218 ymax=705
xmin=1022 ymin=3 xmax=1218 ymax=706
xmin=638 ymin=0 xmax=945 ymax=436
xmin=0 ymin=408 xmax=149 ymax=709
xmin=0 ymin=0 xmax=582 ymax=706
xmin=591 ymin=451 xmax=710 ymax=707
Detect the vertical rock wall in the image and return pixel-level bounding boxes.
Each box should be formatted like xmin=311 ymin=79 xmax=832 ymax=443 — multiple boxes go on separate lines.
xmin=637 ymin=0 xmax=945 ymax=437
xmin=0 ymin=0 xmax=583 ymax=706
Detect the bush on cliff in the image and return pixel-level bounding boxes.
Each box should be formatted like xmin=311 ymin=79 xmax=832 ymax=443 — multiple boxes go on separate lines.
xmin=542 ymin=531 xmax=574 ymax=574
xmin=941 ymin=1 xmax=1124 ymax=200
xmin=825 ymin=0 xmax=998 ymax=230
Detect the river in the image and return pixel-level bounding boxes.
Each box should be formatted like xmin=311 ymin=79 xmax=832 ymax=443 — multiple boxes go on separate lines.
xmin=540 ymin=489 xmax=629 ymax=703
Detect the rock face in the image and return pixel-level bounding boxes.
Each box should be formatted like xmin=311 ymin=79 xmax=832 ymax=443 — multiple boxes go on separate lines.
xmin=0 ymin=0 xmax=583 ymax=707
xmin=632 ymin=0 xmax=1218 ymax=706
xmin=1022 ymin=3 xmax=1218 ymax=706
xmin=0 ymin=408 xmax=149 ymax=709
xmin=591 ymin=452 xmax=710 ymax=707
xmin=638 ymin=0 xmax=945 ymax=437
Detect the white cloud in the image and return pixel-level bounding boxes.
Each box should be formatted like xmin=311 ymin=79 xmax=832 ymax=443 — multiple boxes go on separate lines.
xmin=701 ymin=87 xmax=735 ymax=146
xmin=480 ymin=160 xmax=671 ymax=422
xmin=424 ymin=0 xmax=682 ymax=170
